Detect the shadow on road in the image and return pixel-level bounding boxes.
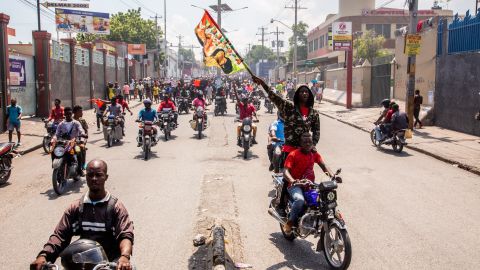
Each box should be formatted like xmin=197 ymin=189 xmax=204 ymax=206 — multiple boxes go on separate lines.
xmin=0 ymin=182 xmax=12 ymax=188
xmin=374 ymin=146 xmax=413 ymax=157
xmin=233 ymin=151 xmax=259 ymax=160
xmin=40 ymin=178 xmax=85 ymax=200
xmin=133 ymin=151 xmax=160 ymax=160
xmin=266 ymin=232 xmax=330 ymax=270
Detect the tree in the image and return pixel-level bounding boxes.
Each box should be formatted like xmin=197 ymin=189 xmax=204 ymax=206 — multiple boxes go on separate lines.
xmin=288 ymin=21 xmax=308 ymax=62
xmin=245 ymin=45 xmax=275 ymax=65
xmin=179 ymin=48 xmax=195 ymax=63
xmin=353 ymin=30 xmax=390 ymax=63
xmin=77 ymin=9 xmax=161 ymax=49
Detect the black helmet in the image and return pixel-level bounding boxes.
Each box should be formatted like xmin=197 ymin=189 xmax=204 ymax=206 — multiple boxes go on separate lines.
xmin=381 ymin=99 xmax=391 ymax=108
xmin=60 ymin=239 xmax=108 ymax=270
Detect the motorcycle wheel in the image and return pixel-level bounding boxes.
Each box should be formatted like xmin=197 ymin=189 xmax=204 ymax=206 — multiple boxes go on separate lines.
xmin=52 ymin=162 xmax=67 ymax=195
xmin=197 ymin=123 xmax=203 ymax=139
xmin=42 ymin=136 xmax=51 ymax=154
xmin=280 ymin=223 xmax=296 ymax=241
xmin=107 ymin=134 xmax=113 ymax=148
xmin=0 ymin=158 xmax=12 ymax=185
xmin=392 ymin=139 xmax=404 ymax=153
xmin=143 ymin=138 xmax=150 ymax=160
xmin=370 ymin=129 xmax=380 ymax=147
xmin=320 ymin=223 xmax=352 ymax=270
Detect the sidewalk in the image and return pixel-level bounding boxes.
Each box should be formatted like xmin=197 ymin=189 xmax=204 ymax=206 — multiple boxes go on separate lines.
xmin=0 ymin=100 xmax=142 ymax=155
xmin=316 ymin=101 xmax=480 ymax=176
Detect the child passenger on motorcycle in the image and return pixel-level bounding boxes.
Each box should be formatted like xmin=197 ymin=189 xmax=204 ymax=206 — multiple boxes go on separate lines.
xmin=283 ymin=132 xmax=334 ymax=234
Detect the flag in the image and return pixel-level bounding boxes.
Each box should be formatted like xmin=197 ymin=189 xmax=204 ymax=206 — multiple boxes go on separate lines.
xmin=194 ymin=10 xmax=247 ymax=75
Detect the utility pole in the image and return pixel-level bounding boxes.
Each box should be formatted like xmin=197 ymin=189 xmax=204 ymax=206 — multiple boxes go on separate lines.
xmin=150 ymin=13 xmax=162 ymax=78
xmin=406 ymin=0 xmax=418 ymax=129
xmin=36 ymin=0 xmax=41 ymax=31
xmin=164 ymin=0 xmax=167 ymax=78
xmin=271 ymin=27 xmax=284 ymax=82
xmin=477 ymin=0 xmax=479 ymax=15
xmin=257 ymin=27 xmax=269 ymax=66
xmin=285 ymin=0 xmax=307 ymax=85
xmin=176 ymin=35 xmax=183 ymax=79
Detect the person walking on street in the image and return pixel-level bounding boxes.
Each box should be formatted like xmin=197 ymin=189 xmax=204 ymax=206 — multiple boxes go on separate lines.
xmin=6 ymin=98 xmax=22 ymax=146
xmin=414 ymin=90 xmax=423 ymax=129
xmin=114 ymin=82 xmax=122 ymax=97
xmin=123 ymin=82 xmax=130 ymax=103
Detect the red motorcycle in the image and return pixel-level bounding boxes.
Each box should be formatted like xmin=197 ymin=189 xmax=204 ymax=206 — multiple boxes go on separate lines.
xmin=0 ymin=142 xmax=17 ymax=185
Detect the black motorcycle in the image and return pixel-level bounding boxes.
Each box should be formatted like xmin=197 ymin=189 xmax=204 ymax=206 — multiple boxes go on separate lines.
xmin=265 ymin=99 xmax=275 ymax=114
xmin=0 ymin=142 xmax=15 ymax=185
xmin=253 ymin=96 xmax=261 ymax=111
xmin=370 ymin=125 xmax=407 ymax=153
xmin=269 ymin=169 xmax=352 ymax=270
xmin=51 ymin=138 xmax=82 ymax=195
xmin=214 ymin=96 xmax=227 ymax=116
xmin=42 ymin=119 xmax=59 ymax=154
xmin=178 ymin=97 xmax=190 ymax=114
xmin=158 ymin=109 xmax=176 ymax=141
xmin=239 ymin=118 xmax=258 ymax=159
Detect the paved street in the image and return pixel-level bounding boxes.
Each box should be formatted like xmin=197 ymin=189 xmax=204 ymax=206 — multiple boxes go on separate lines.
xmin=1 ymin=102 xmax=479 ymax=269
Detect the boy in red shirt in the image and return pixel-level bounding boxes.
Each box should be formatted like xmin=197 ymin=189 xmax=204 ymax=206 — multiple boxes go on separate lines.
xmin=283 ymin=132 xmax=334 ymax=234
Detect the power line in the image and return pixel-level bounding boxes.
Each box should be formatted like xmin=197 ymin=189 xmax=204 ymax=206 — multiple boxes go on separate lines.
xmin=129 ymin=0 xmax=157 ymax=15
xmin=17 ymin=0 xmax=55 ymax=22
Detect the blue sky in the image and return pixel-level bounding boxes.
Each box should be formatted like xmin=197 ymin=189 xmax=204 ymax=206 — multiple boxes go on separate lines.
xmin=3 ymin=0 xmax=475 ymax=58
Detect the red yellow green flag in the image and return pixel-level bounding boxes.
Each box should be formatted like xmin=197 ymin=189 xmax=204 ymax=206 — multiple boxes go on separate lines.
xmin=195 ymin=10 xmax=247 ymax=75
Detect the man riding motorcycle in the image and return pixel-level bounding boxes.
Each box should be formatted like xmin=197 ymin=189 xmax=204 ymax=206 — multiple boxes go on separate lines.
xmin=283 ymin=133 xmax=334 ymax=234
xmin=252 ymin=75 xmax=320 ymax=217
xmin=234 ymin=90 xmax=258 ymax=146
xmin=104 ymin=98 xmax=125 ymax=135
xmin=30 ymin=159 xmax=134 ymax=270
xmin=157 ymin=94 xmax=178 ymax=126
xmin=47 ymin=99 xmax=65 ymax=124
xmin=137 ymin=99 xmax=158 ymax=146
xmin=268 ymin=111 xmax=285 ymax=172
xmin=50 ymin=107 xmax=87 ymax=175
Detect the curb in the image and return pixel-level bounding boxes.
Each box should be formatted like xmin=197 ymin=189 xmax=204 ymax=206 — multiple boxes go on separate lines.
xmin=319 ymin=111 xmax=480 ymax=177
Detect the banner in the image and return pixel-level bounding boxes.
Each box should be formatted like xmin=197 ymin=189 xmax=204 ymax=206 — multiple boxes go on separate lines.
xmin=194 ymin=10 xmax=246 ymax=75
xmin=128 ymin=44 xmax=146 ymax=55
xmin=55 ymin=8 xmax=110 ymax=34
xmin=405 ymin=34 xmax=422 ymax=56
xmin=332 ymin=22 xmax=352 ymax=51
xmin=9 ymin=59 xmax=26 ymax=88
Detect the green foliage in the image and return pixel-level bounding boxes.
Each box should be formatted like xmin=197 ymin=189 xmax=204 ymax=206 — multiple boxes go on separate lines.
xmin=288 ymin=21 xmax=308 ymax=61
xmin=245 ymin=45 xmax=275 ymax=65
xmin=353 ymin=30 xmax=389 ymax=63
xmin=76 ymin=9 xmax=161 ymax=49
xmin=179 ymin=48 xmax=195 ymax=63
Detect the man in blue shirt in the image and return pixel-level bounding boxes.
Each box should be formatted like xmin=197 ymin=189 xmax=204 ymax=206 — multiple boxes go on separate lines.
xmin=137 ymin=99 xmax=158 ymax=146
xmin=6 ymin=98 xmax=22 ymax=146
xmin=268 ymin=111 xmax=285 ymax=171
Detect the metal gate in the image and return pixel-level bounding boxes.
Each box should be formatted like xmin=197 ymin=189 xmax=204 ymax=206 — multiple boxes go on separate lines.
xmin=370 ymin=56 xmax=392 ymax=106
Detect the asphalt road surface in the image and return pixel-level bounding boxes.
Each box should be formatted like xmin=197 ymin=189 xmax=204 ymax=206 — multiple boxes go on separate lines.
xmin=0 ymin=101 xmax=479 ymax=269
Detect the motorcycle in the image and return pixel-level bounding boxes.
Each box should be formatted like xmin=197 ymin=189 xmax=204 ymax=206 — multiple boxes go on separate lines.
xmin=137 ymin=120 xmax=156 ymax=160
xmin=214 ymin=96 xmax=227 ymax=116
xmin=268 ymin=169 xmax=352 ymax=270
xmin=42 ymin=119 xmax=59 ymax=154
xmin=190 ymin=106 xmax=207 ymax=139
xmin=265 ymin=99 xmax=275 ymax=114
xmin=103 ymin=114 xmax=124 ymax=148
xmin=51 ymin=138 xmax=82 ymax=195
xmin=370 ymin=125 xmax=407 ymax=153
xmin=0 ymin=142 xmax=16 ymax=185
xmin=239 ymin=117 xmax=258 ymax=159
xmin=178 ymin=97 xmax=190 ymax=114
xmin=158 ymin=108 xmax=176 ymax=141
xmin=253 ymin=96 xmax=261 ymax=111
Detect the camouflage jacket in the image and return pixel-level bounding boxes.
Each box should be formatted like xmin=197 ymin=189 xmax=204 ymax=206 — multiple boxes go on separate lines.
xmin=264 ymin=87 xmax=320 ymax=148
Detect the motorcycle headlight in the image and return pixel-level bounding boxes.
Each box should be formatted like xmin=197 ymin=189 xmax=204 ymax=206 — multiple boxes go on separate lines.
xmin=53 ymin=146 xmax=65 ymax=157
xmin=243 ymin=125 xmax=252 ymax=133
xmin=327 ymin=192 xmax=336 ymax=201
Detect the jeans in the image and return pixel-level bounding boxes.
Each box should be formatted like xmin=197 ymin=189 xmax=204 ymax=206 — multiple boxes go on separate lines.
xmin=288 ymin=186 xmax=305 ymax=223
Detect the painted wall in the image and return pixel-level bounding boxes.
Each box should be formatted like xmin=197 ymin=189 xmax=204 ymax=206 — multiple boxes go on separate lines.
xmin=394 ymin=26 xmax=437 ymax=106
xmin=9 ymin=53 xmax=36 ymax=115
xmin=75 ymin=65 xmax=90 ymax=108
xmin=325 ymin=65 xmax=372 ymax=106
xmin=435 ymin=53 xmax=480 ymax=136
xmin=50 ymin=59 xmax=72 ymax=107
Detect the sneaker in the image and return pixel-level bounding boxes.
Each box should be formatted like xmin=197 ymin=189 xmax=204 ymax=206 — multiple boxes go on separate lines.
xmin=16 ymin=142 xmax=22 ymax=147
xmin=237 ymin=138 xmax=241 ymax=146
xmin=269 ymin=164 xmax=274 ymax=171
xmin=252 ymin=139 xmax=258 ymax=144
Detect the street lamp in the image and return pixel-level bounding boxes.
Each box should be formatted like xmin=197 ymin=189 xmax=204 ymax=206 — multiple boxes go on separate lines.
xmin=270 ymin=19 xmax=293 ymax=31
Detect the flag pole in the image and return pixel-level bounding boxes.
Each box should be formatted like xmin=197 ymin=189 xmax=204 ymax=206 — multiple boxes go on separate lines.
xmin=203 ymin=10 xmax=256 ymax=78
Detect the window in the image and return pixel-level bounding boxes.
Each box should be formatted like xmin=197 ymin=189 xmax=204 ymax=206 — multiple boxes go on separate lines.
xmin=319 ymin=36 xmax=324 ymax=48
xmin=308 ymin=40 xmax=314 ymax=53
xmin=313 ymin=38 xmax=319 ymax=50
xmin=366 ymin=24 xmax=392 ymax=39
